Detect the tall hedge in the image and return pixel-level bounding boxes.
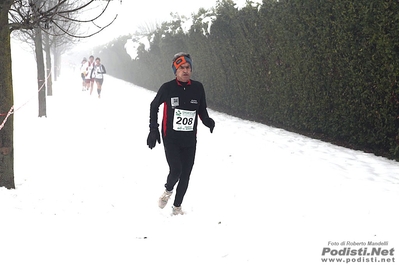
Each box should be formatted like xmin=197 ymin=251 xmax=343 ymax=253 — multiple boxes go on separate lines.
xmin=93 ymin=0 xmax=399 ymax=160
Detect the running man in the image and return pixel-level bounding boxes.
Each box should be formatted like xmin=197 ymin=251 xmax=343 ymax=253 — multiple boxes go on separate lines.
xmin=147 ymin=52 xmax=215 ymax=215
xmin=84 ymin=55 xmax=95 ymax=93
xmin=91 ymin=57 xmax=107 ymax=98
xmin=80 ymin=57 xmax=87 ymax=91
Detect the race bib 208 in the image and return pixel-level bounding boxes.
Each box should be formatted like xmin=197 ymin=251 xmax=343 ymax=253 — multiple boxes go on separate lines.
xmin=173 ymin=109 xmax=196 ymax=131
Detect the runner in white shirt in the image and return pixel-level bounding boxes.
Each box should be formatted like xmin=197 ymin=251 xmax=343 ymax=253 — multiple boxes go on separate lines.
xmin=83 ymin=55 xmax=95 ymax=93
xmin=80 ymin=58 xmax=87 ymax=91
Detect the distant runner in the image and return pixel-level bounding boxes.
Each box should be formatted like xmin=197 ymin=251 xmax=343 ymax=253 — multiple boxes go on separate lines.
xmin=91 ymin=57 xmax=107 ymax=98
xmin=80 ymin=57 xmax=87 ymax=91
xmin=84 ymin=55 xmax=95 ymax=93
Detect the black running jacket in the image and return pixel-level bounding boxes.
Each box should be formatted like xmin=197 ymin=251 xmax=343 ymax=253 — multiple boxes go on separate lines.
xmin=149 ymin=79 xmax=213 ymax=147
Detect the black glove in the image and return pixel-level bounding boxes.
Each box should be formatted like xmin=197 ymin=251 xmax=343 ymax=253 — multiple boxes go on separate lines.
xmin=147 ymin=128 xmax=161 ymax=149
xmin=204 ymin=118 xmax=215 ymax=133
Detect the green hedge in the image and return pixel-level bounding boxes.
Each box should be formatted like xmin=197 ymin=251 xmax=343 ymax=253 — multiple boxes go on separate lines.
xmin=93 ymin=0 xmax=399 ymax=160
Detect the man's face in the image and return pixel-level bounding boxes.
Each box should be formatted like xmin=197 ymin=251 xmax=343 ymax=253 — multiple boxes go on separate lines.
xmin=95 ymin=59 xmax=100 ymax=65
xmin=175 ymin=62 xmax=191 ymax=82
xmin=89 ymin=57 xmax=94 ymax=63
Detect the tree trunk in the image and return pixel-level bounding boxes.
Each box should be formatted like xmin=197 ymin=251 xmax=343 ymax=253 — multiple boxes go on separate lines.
xmin=54 ymin=47 xmax=61 ymax=81
xmin=0 ymin=3 xmax=15 ymax=189
xmin=34 ymin=27 xmax=47 ymax=117
xmin=44 ymin=32 xmax=53 ymax=96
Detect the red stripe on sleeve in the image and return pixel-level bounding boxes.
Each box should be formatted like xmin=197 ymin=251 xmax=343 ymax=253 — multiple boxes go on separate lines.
xmin=163 ymin=102 xmax=168 ymax=137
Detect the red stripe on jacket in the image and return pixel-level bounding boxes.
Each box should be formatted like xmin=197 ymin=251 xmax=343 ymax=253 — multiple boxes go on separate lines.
xmin=163 ymin=102 xmax=168 ymax=137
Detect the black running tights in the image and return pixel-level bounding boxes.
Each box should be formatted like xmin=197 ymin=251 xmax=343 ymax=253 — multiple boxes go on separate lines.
xmin=164 ymin=142 xmax=196 ymax=207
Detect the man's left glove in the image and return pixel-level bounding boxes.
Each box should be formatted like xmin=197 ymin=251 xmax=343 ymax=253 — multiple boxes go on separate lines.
xmin=204 ymin=118 xmax=215 ymax=133
xmin=147 ymin=128 xmax=161 ymax=149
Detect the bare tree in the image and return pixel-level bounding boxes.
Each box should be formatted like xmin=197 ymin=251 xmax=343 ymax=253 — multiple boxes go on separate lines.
xmin=11 ymin=0 xmax=118 ymax=116
xmin=0 ymin=0 xmax=121 ymax=189
xmin=49 ymin=9 xmax=82 ymax=83
xmin=43 ymin=1 xmax=81 ymax=95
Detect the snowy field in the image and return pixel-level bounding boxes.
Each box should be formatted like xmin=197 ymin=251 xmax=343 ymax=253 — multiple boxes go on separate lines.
xmin=0 ymin=43 xmax=398 ymax=266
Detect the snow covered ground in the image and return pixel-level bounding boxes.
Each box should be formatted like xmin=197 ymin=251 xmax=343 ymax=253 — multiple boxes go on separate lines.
xmin=1 ymin=43 xmax=398 ymax=266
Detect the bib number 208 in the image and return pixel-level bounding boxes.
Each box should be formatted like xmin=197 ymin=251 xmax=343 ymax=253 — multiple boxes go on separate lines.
xmin=176 ymin=117 xmax=193 ymax=126
xmin=173 ymin=109 xmax=196 ymax=131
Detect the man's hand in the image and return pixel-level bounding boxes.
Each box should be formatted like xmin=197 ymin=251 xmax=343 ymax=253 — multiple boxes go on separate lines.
xmin=147 ymin=128 xmax=161 ymax=149
xmin=204 ymin=117 xmax=215 ymax=133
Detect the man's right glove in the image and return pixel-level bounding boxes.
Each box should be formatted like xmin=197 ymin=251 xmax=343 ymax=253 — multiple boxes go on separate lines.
xmin=147 ymin=128 xmax=161 ymax=149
